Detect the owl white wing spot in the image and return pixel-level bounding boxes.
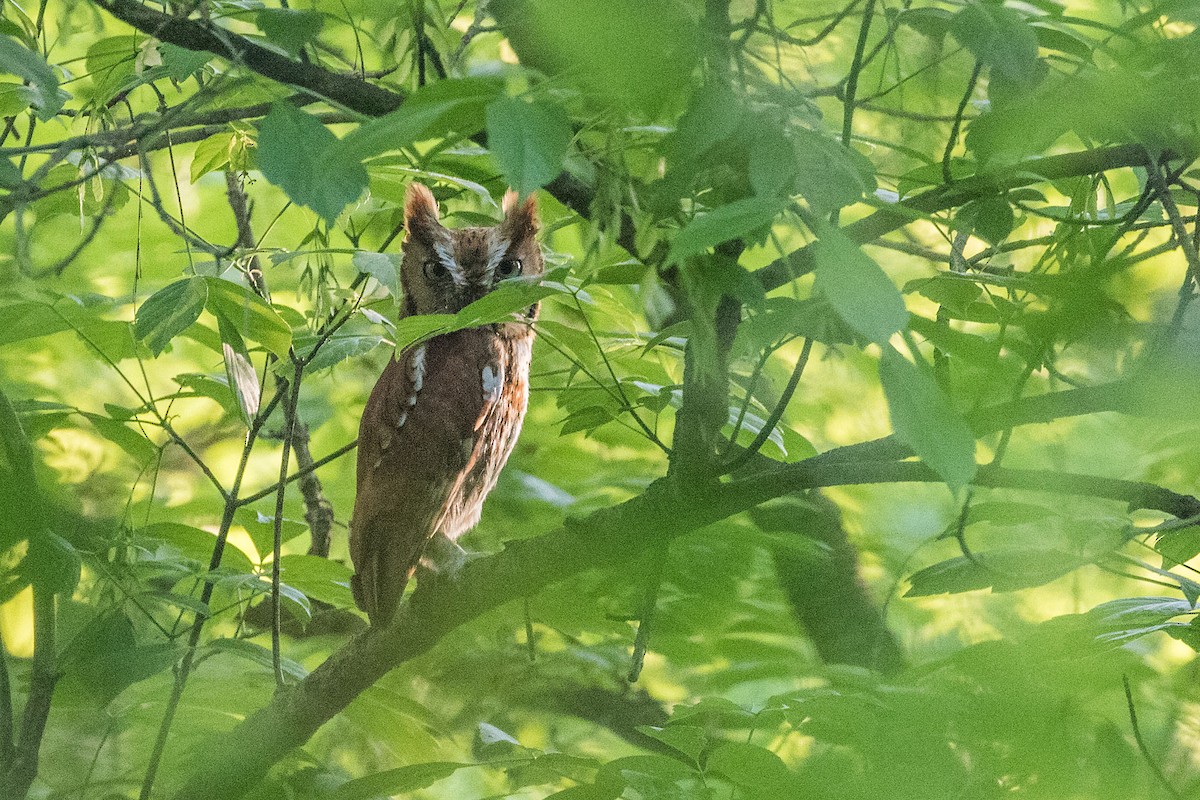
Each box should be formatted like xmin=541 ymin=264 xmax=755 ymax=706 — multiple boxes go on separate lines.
xmin=407 ymin=345 xmax=427 ymax=402
xmin=482 ymin=362 xmax=503 ymax=403
xmin=477 ymin=362 xmax=504 ymax=431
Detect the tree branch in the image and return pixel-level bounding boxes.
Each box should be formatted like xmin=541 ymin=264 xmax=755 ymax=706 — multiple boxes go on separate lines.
xmin=754 ymin=143 xmax=1183 ymax=293
xmin=173 ymin=437 xmax=1200 ymax=799
xmin=93 ymin=0 xmax=405 ymax=115
xmin=0 ymin=389 xmax=59 ymax=800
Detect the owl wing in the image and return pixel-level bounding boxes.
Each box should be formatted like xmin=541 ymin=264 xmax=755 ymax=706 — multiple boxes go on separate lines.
xmin=350 ymin=331 xmax=497 ymax=625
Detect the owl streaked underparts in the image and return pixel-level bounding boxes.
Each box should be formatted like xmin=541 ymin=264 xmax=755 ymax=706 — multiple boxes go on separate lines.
xmin=350 ymin=183 xmax=542 ymax=625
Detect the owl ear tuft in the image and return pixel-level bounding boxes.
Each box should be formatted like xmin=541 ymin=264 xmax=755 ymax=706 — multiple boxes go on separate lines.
xmin=405 ymin=183 xmax=442 ymax=239
xmin=501 ymin=190 xmax=539 ymax=241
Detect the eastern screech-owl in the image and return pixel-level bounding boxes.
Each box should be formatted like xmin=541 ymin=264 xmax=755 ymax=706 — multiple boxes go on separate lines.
xmin=350 ymin=183 xmax=541 ymax=625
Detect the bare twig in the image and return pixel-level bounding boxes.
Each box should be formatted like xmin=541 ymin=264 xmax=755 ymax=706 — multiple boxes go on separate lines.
xmin=832 ymin=0 xmax=875 ymax=227
xmin=8 ymin=588 xmax=56 ymax=799
xmin=271 ymin=361 xmax=304 ymax=688
xmin=0 ymin=389 xmax=58 ymax=799
xmin=0 ymin=632 xmax=11 ymax=775
xmin=627 ymin=547 xmax=667 ymax=683
xmin=1123 ymin=674 xmax=1186 ymax=800
xmin=722 ymin=337 xmax=813 ymax=475
xmin=941 ymin=61 xmax=982 ymax=185
xmin=754 ymin=144 xmax=1180 ymax=293
xmin=1146 ymin=158 xmax=1200 ymax=344
xmin=237 ymin=439 xmax=358 ymax=508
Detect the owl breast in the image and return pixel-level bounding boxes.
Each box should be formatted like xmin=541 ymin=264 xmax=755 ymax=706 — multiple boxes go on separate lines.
xmin=436 ymin=333 xmax=532 ymax=538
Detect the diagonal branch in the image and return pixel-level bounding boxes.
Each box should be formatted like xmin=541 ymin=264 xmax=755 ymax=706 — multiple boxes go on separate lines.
xmin=174 ymin=437 xmax=1200 ymax=799
xmin=88 ymin=0 xmax=614 ymax=227
xmin=93 ymin=0 xmax=404 ymax=115
xmin=754 ymin=143 xmax=1187 ymax=293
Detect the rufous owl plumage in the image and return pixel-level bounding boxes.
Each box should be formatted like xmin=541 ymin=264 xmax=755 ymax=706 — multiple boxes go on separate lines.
xmin=350 ymin=183 xmax=542 ymax=624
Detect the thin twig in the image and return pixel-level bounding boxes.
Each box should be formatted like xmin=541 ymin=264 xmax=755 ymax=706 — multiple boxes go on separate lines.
xmin=1122 ymin=674 xmax=1186 ymax=800
xmin=138 ymin=404 xmax=274 ymax=799
xmin=8 ymin=587 xmax=56 ymax=799
xmin=236 ymin=439 xmax=359 ymax=507
xmin=0 ymin=631 xmax=12 ymax=778
xmin=1146 ymin=158 xmax=1200 ymax=346
xmin=722 ymin=338 xmax=813 ymax=474
xmin=271 ymin=361 xmax=304 ymax=688
xmin=831 ymin=0 xmax=876 ymax=226
xmin=941 ymin=61 xmax=982 ymax=185
xmin=628 ymin=548 xmax=667 ymax=683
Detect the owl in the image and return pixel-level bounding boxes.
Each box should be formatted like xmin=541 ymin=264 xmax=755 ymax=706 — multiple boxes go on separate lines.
xmin=350 ymin=183 xmax=542 ymax=625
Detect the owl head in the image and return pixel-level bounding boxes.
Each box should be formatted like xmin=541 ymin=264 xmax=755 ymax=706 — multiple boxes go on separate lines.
xmin=400 ymin=183 xmax=543 ymax=322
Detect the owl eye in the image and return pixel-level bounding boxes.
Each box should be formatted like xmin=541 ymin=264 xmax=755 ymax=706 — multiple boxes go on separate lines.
xmin=496 ymin=258 xmax=522 ymax=279
xmin=422 ymin=258 xmax=445 ymax=280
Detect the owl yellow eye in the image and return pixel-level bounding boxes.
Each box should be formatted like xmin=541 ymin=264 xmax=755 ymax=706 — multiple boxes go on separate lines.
xmin=496 ymin=258 xmax=522 ymax=278
xmin=422 ymin=258 xmax=445 ymax=280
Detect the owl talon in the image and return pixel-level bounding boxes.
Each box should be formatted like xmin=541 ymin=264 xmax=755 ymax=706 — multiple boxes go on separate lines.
xmin=418 ymin=535 xmax=479 ymax=583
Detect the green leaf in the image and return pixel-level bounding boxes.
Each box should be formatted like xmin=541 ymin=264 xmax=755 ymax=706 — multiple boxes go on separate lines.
xmin=813 ymin=228 xmax=907 ymax=345
xmin=233 ymin=507 xmax=308 ymax=562
xmin=257 ymin=102 xmax=367 ymax=224
xmin=962 ymin=501 xmax=1055 ymax=528
xmin=635 ymin=725 xmax=706 ymax=762
xmin=905 ymin=276 xmax=982 ymax=313
xmin=159 ymin=42 xmax=213 ymax=80
xmin=905 ymin=548 xmax=1083 ymax=596
xmin=84 ymin=35 xmax=139 ymax=102
xmin=954 ymin=195 xmax=1015 ymax=244
xmin=706 ymin=742 xmax=795 ymax=798
xmin=951 ymin=4 xmax=1043 ymax=89
xmin=391 ymin=313 xmax=457 ymax=353
xmin=666 ymin=197 xmax=786 ymax=267
xmin=0 ymin=388 xmax=40 ymax=552
xmin=749 ymin=127 xmax=797 ymax=198
xmin=60 ymin=612 xmax=180 ymax=704
xmin=454 ymin=278 xmax=562 ymax=328
xmin=203 ymin=277 xmax=292 ymax=358
xmin=793 ymin=128 xmax=876 ymax=211
xmin=135 ymin=277 xmax=209 ymax=355
xmin=879 ymin=346 xmax=977 ymax=491
xmin=1157 ymin=526 xmax=1200 ymax=565
xmin=295 ymin=333 xmax=385 ymax=372
xmin=22 ymin=530 xmax=80 ymax=595
xmin=141 ymin=522 xmax=256 ymax=575
xmin=191 ymin=132 xmax=235 ymax=183
xmin=1085 ymin=597 xmax=1194 ymax=631
xmin=0 ymin=35 xmax=62 ymax=119
xmin=485 ymin=96 xmax=573 ymax=195
xmin=392 ymin=278 xmax=563 ymax=353
xmin=206 ymin=638 xmax=308 ymax=680
xmin=332 ymin=762 xmax=470 ymax=800
xmin=501 ymin=0 xmax=698 ymax=114
xmin=84 ymin=413 xmax=158 ymax=466
xmin=214 ymin=310 xmax=261 ymax=428
xmin=277 ymin=554 xmax=355 ymax=608
xmin=898 ymin=6 xmax=954 ymax=40
xmin=352 ymin=251 xmax=401 ymax=299
xmin=341 ymin=77 xmax=504 ymax=161
xmin=256 ymin=8 xmax=324 ymax=57
xmin=0 ymin=80 xmax=35 ymax=116
xmin=670 ymin=84 xmax=741 ymax=164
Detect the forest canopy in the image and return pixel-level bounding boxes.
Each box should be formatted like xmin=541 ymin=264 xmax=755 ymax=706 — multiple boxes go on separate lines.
xmin=2 ymin=0 xmax=1200 ymax=798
